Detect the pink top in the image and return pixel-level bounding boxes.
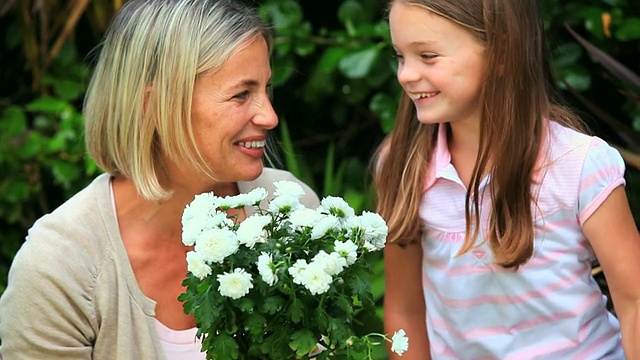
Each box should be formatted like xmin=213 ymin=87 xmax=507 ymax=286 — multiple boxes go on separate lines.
xmin=418 ymin=121 xmax=625 ymax=359
xmin=155 ymin=320 xmax=206 ymax=360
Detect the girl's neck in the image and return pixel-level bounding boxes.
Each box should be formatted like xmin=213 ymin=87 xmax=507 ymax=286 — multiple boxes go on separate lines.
xmin=446 ymin=121 xmax=487 ymax=189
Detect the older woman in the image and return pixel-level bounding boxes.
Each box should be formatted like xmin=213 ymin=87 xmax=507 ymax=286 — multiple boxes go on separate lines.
xmin=0 ymin=0 xmax=319 ymax=358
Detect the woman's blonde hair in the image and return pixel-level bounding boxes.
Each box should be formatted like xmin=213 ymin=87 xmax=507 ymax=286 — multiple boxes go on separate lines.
xmin=84 ymin=0 xmax=271 ymax=200
xmin=374 ymin=0 xmax=583 ymax=268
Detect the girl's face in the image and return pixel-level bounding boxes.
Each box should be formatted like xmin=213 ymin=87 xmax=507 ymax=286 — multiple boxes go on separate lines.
xmin=390 ymin=1 xmax=485 ymax=126
xmin=188 ymin=36 xmax=277 ymax=187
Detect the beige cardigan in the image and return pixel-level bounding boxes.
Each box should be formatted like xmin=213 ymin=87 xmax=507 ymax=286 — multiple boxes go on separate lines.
xmin=0 ymin=169 xmax=319 ymax=359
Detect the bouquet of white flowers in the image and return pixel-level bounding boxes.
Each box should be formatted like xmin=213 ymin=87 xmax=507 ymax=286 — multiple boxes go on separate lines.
xmin=179 ymin=180 xmax=408 ymax=359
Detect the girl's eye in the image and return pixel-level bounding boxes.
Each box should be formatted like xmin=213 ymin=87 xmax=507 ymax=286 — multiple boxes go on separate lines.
xmin=421 ymin=53 xmax=438 ymax=60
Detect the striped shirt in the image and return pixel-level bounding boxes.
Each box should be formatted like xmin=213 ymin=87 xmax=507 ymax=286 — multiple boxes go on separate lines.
xmin=419 ymin=121 xmax=625 ymax=359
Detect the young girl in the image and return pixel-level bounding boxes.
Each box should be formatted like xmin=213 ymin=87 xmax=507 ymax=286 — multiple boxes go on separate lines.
xmin=374 ymin=0 xmax=640 ymax=359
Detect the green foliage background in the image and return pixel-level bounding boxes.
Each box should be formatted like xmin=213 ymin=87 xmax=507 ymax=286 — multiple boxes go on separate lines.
xmin=1 ymin=0 xmax=639 ymax=352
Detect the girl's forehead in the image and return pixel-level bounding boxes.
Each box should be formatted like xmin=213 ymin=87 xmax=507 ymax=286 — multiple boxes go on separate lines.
xmin=389 ymin=3 xmax=478 ymax=49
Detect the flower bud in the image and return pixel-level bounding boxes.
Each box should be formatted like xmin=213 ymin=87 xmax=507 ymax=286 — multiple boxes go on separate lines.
xmin=346 ymin=339 xmax=353 ymax=346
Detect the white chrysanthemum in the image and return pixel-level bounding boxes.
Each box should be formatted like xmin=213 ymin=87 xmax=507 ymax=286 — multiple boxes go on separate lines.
xmin=273 ymin=180 xmax=306 ymax=199
xmin=237 ymin=215 xmax=271 ymax=248
xmin=186 ymin=251 xmax=211 ymax=280
xmin=183 ymin=208 xmax=235 ymax=246
xmin=216 ymin=194 xmax=245 ymax=209
xmin=268 ymin=195 xmax=301 ymax=214
xmin=310 ymin=215 xmax=339 ymax=239
xmin=182 ymin=193 xmax=226 ymax=246
xmin=334 ymin=240 xmax=358 ymax=265
xmin=257 ymin=252 xmax=277 ymax=286
xmin=362 ymin=241 xmax=377 ymax=252
xmin=312 ymin=250 xmax=347 ymax=276
xmin=390 ymin=329 xmax=409 ymax=356
xmin=300 ymin=262 xmax=333 ymax=295
xmin=207 ymin=211 xmax=235 ymax=229
xmin=194 ymin=228 xmax=239 ymax=263
xmin=182 ymin=214 xmax=208 ymax=246
xmin=320 ymin=196 xmax=355 ymax=220
xmin=217 ymin=268 xmax=254 ymax=299
xmin=289 ymin=208 xmax=322 ymax=229
xmin=245 ymin=187 xmax=268 ymax=205
xmin=288 ymin=259 xmax=308 ymax=285
xmin=359 ymin=211 xmax=388 ymax=250
xmin=183 ymin=192 xmax=219 ymax=222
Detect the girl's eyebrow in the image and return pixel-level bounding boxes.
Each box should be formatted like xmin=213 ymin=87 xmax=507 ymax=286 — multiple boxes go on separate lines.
xmin=407 ymin=40 xmax=437 ymax=46
xmin=391 ymin=40 xmax=438 ymax=49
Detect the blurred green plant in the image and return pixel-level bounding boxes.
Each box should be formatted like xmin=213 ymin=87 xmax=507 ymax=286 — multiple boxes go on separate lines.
xmin=0 ymin=0 xmax=123 ymax=293
xmin=1 ymin=2 xmax=639 ymax=354
xmin=561 ymin=13 xmax=640 ymax=315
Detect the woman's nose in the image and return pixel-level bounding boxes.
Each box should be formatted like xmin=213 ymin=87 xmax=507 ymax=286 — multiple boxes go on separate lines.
xmin=253 ymin=96 xmax=278 ymax=130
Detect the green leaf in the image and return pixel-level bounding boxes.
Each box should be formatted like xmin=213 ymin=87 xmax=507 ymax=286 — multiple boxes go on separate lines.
xmin=287 ymin=297 xmax=305 ymax=323
xmin=278 ymin=119 xmax=297 ymax=177
xmin=369 ymin=92 xmax=397 ymax=133
xmin=262 ymin=295 xmax=285 ymax=315
xmin=552 ymin=43 xmax=582 ymax=68
xmin=339 ymin=46 xmax=380 ymax=79
xmin=244 ymin=313 xmax=267 ymax=336
xmin=26 ymin=97 xmax=70 ymax=115
xmin=327 ymin=316 xmax=353 ymax=346
xmin=557 ymin=65 xmax=592 ymax=92
xmin=616 ymin=17 xmax=640 ymax=41
xmin=318 ymin=47 xmax=348 ymax=74
xmin=338 ymin=0 xmax=367 ymax=29
xmin=49 ymin=159 xmax=81 ymax=185
xmin=17 ymin=132 xmax=44 ymax=159
xmin=289 ymin=329 xmax=318 ymax=357
xmin=0 ymin=106 xmax=27 ymax=139
xmin=272 ymin=55 xmax=295 ymax=86
xmin=239 ymin=297 xmax=255 ymax=313
xmin=212 ymin=332 xmax=239 ymax=360
xmin=335 ymin=296 xmax=354 ymax=317
xmin=314 ymin=307 xmax=329 ymax=330
xmin=2 ymin=180 xmax=31 ymax=203
xmin=261 ymin=1 xmax=303 ymax=31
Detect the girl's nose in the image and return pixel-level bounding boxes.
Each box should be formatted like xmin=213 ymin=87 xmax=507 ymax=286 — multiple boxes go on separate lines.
xmin=396 ymin=61 xmax=421 ymax=86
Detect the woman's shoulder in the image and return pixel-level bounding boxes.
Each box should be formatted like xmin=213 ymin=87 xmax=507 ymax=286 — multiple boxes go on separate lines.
xmin=17 ymin=173 xmax=116 ymax=276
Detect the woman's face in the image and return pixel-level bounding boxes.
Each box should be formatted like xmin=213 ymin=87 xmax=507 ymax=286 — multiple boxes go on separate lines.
xmin=187 ymin=35 xmax=277 ymax=188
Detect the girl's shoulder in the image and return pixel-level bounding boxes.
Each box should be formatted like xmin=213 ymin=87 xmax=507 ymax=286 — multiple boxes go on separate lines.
xmin=546 ymin=121 xmax=621 ymax=166
xmin=542 ymin=120 xmax=625 ymax=198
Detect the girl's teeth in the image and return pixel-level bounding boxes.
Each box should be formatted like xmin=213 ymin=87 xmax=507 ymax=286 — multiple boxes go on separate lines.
xmin=417 ymin=92 xmax=436 ymax=99
xmin=238 ymin=140 xmax=266 ymax=149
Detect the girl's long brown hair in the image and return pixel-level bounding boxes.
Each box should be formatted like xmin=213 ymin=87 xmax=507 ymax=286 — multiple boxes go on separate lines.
xmin=373 ymin=0 xmax=584 ymax=268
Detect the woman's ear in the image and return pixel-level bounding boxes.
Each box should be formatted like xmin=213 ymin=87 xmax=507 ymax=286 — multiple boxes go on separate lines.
xmin=143 ymin=85 xmax=152 ymax=113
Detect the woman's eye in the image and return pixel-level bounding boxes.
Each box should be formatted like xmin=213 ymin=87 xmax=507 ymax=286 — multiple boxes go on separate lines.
xmin=234 ymin=90 xmax=250 ymax=100
xmin=266 ymin=83 xmax=273 ymax=100
xmin=421 ymin=53 xmax=438 ymax=60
